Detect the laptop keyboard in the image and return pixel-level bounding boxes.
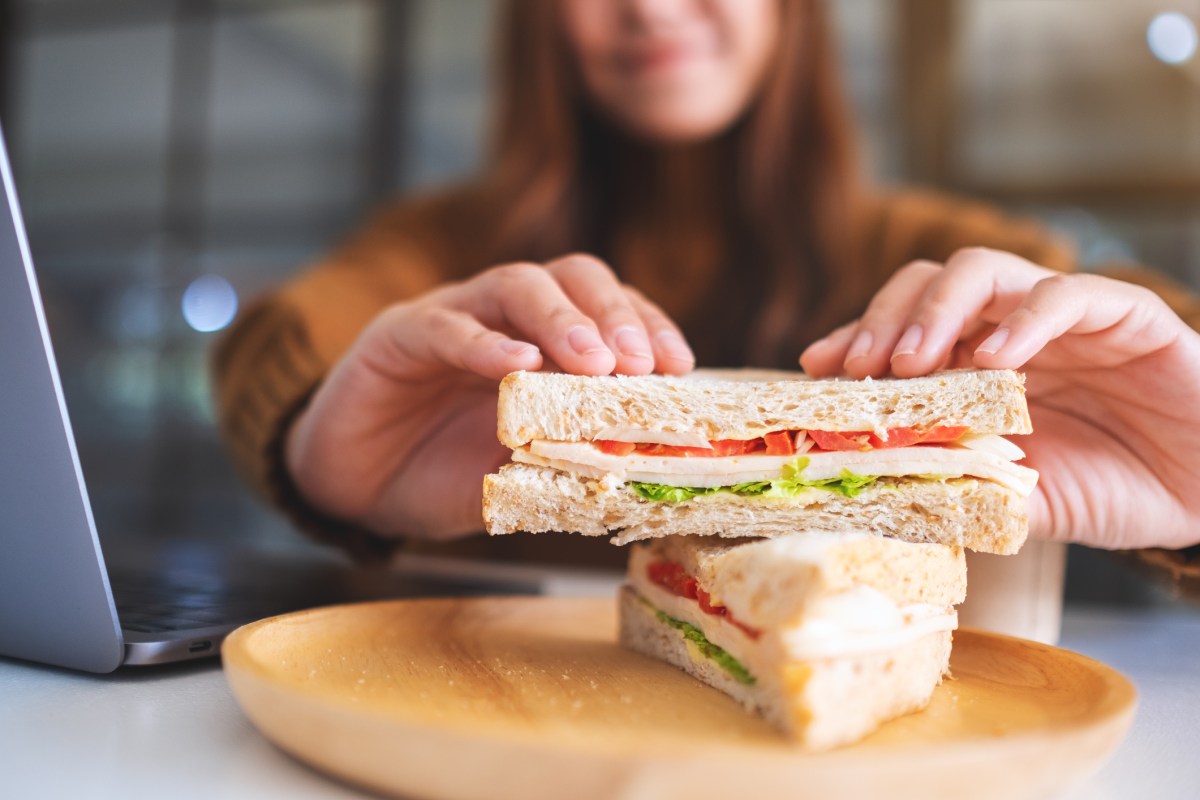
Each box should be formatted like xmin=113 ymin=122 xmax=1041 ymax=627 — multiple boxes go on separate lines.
xmin=110 ymin=569 xmax=268 ymax=633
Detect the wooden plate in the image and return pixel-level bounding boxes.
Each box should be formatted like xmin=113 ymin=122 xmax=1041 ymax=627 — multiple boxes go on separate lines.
xmin=222 ymin=597 xmax=1135 ymax=800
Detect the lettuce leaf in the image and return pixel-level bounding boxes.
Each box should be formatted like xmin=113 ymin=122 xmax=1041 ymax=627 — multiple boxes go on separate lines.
xmin=654 ymin=609 xmax=756 ymax=686
xmin=630 ymin=457 xmax=878 ymax=503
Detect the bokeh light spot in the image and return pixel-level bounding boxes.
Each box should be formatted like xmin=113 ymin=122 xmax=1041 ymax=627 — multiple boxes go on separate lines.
xmin=1148 ymin=12 xmax=1198 ymax=65
xmin=181 ymin=274 xmax=238 ymax=333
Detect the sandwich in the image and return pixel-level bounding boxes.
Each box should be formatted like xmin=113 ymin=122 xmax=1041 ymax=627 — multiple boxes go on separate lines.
xmin=620 ymin=533 xmax=966 ymax=750
xmin=483 ymin=368 xmax=1037 ymax=553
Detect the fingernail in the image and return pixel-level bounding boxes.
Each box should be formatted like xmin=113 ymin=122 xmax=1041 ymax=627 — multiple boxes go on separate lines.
xmin=500 ymin=340 xmax=538 ymax=356
xmin=846 ymin=330 xmax=873 ymax=362
xmin=567 ymin=326 xmax=609 ymax=356
xmin=976 ymin=327 xmax=1010 ymax=355
xmin=891 ymin=324 xmax=924 ymax=359
xmin=615 ymin=327 xmax=652 ymax=359
xmin=654 ymin=331 xmax=695 ymax=363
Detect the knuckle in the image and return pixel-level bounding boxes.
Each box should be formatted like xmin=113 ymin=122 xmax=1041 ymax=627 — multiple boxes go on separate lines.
xmin=946 ymin=246 xmax=999 ymax=267
xmin=1037 ymin=273 xmax=1078 ymax=294
xmin=551 ymin=252 xmax=612 ymax=280
xmin=544 ymin=305 xmax=584 ymax=328
xmin=914 ymin=290 xmax=957 ymax=319
xmin=596 ymin=299 xmax=638 ymax=322
xmin=899 ymin=259 xmax=942 ymax=278
xmin=468 ymin=326 xmax=499 ymax=347
xmin=421 ymin=306 xmax=460 ymax=335
xmin=491 ymin=261 xmax=545 ymax=287
xmin=919 ymin=274 xmax=970 ymax=313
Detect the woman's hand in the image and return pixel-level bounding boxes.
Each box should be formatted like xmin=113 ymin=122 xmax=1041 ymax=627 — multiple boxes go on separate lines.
xmin=801 ymin=247 xmax=1200 ymax=551
xmin=285 ymin=254 xmax=695 ymax=540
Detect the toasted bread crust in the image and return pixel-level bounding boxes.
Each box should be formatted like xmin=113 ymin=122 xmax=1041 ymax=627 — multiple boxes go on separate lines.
xmin=497 ymin=368 xmax=1031 ymax=448
xmin=483 ymin=463 xmax=1027 ymax=554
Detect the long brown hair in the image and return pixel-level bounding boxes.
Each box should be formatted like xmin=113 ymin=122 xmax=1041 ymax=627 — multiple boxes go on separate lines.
xmin=481 ymin=0 xmax=866 ymax=365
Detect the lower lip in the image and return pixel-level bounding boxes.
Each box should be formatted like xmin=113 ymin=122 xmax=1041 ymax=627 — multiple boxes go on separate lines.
xmin=622 ymin=43 xmax=710 ymax=77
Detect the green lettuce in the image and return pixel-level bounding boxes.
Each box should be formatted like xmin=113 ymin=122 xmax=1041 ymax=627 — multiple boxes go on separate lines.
xmin=654 ymin=609 xmax=756 ymax=686
xmin=629 ymin=457 xmax=878 ymax=503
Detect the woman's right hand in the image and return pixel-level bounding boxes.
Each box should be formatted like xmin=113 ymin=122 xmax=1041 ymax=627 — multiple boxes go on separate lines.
xmin=283 ymin=254 xmax=695 ymax=541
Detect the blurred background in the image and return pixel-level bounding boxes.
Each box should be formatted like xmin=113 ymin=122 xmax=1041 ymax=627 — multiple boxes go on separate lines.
xmin=1 ymin=0 xmax=1197 ymax=601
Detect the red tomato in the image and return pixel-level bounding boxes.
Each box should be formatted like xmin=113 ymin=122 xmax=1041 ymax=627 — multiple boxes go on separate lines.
xmin=595 ymin=440 xmax=636 ymax=456
xmin=914 ymin=425 xmax=969 ymax=444
xmin=696 ymin=587 xmax=726 ymax=617
xmin=810 ymin=425 xmax=970 ymax=452
xmin=708 ymin=438 xmax=763 ymax=457
xmin=637 ymin=443 xmax=712 ymax=457
xmin=763 ymin=431 xmax=796 ymax=456
xmin=866 ymin=428 xmax=923 ymax=449
xmin=636 ymin=439 xmax=764 ymax=458
xmin=647 ymin=561 xmax=697 ymax=599
xmin=808 ymin=430 xmax=873 ymax=451
xmin=647 ymin=561 xmax=763 ymax=639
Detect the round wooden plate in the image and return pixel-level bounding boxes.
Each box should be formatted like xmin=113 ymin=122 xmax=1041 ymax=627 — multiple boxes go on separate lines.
xmin=222 ymin=597 xmax=1135 ymax=800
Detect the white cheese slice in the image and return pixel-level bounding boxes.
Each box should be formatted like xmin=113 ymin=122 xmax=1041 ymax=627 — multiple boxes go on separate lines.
xmin=516 ymin=435 xmax=1038 ymax=496
xmin=627 ymin=571 xmax=957 ymax=663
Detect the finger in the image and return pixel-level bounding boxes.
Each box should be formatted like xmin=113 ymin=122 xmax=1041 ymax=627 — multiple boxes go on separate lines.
xmin=888 ymin=248 xmax=1057 ymax=377
xmin=623 ymin=286 xmax=696 ymax=375
xmin=469 ymin=263 xmax=618 ymax=376
xmin=377 ymin=305 xmax=543 ymax=381
xmin=546 ymin=254 xmax=655 ymax=375
xmin=972 ymin=273 xmax=1177 ymax=370
xmin=799 ymin=320 xmax=858 ymax=376
xmin=841 ymin=260 xmax=943 ymax=378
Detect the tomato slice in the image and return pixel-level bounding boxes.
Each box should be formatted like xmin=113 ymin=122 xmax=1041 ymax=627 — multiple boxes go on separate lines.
xmin=598 ymin=426 xmax=968 ymax=458
xmin=808 ymin=430 xmax=873 ymax=451
xmin=595 ymin=440 xmax=637 ymax=456
xmin=696 ymin=587 xmax=725 ymax=616
xmin=763 ymin=430 xmax=795 ymax=456
xmin=647 ymin=561 xmax=697 ymax=599
xmin=913 ymin=425 xmax=969 ymax=444
xmin=709 ymin=439 xmax=763 ymax=457
xmin=647 ymin=561 xmax=761 ymax=639
xmin=867 ymin=428 xmax=923 ymax=449
xmin=810 ymin=425 xmax=969 ymax=452
xmin=636 ymin=439 xmax=764 ymax=458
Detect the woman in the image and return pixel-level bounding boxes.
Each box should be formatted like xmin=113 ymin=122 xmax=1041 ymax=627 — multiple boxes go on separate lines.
xmin=214 ymin=0 xmax=1200 ymax=578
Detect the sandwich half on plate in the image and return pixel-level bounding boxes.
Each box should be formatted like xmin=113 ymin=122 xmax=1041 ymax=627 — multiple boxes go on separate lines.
xmin=620 ymin=533 xmax=966 ymax=750
xmin=483 ymin=368 xmax=1037 ymax=553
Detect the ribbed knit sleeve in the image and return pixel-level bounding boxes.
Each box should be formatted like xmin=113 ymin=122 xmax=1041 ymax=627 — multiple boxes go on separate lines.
xmin=210 ymin=195 xmax=461 ymax=559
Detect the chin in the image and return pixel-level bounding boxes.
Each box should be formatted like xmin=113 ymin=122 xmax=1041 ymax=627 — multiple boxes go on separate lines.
xmin=613 ymin=103 xmax=744 ymax=144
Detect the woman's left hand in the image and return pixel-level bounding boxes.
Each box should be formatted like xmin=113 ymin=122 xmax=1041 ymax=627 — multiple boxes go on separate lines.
xmin=800 ymin=247 xmax=1200 ymax=551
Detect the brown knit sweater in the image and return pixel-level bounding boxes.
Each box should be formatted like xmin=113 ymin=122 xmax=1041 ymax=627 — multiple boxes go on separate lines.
xmin=211 ymin=187 xmax=1200 ymax=588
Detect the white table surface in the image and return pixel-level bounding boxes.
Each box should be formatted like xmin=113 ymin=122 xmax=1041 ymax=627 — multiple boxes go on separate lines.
xmin=2 ymin=602 xmax=1197 ymax=800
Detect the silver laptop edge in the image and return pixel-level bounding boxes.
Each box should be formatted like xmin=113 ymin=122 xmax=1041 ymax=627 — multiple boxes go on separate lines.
xmin=0 ymin=121 xmax=127 ymax=672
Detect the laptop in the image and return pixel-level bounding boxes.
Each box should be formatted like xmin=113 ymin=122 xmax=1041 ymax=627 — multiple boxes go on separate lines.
xmin=0 ymin=122 xmax=549 ymax=674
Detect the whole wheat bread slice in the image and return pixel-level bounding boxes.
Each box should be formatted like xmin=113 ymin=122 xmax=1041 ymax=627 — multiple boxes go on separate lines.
xmin=483 ymin=462 xmax=1027 ymax=554
xmin=497 ymin=368 xmax=1031 ymax=448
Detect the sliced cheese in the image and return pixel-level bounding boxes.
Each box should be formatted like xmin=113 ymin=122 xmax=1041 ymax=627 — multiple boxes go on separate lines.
xmin=627 ymin=571 xmax=957 ymax=663
xmin=515 ymin=435 xmax=1038 ymax=496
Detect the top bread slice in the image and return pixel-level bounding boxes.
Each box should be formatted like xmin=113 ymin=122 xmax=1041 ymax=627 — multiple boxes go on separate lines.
xmin=634 ymin=534 xmax=966 ymax=631
xmin=497 ymin=368 xmax=1031 ymax=448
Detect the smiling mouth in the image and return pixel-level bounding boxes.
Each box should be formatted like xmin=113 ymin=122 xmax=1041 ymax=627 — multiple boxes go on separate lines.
xmin=618 ymin=38 xmax=717 ymax=77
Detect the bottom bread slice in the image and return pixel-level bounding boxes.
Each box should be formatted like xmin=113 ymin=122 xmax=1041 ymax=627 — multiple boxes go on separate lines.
xmin=617 ymin=585 xmax=952 ymax=751
xmin=484 ymin=462 xmax=1026 ymax=554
